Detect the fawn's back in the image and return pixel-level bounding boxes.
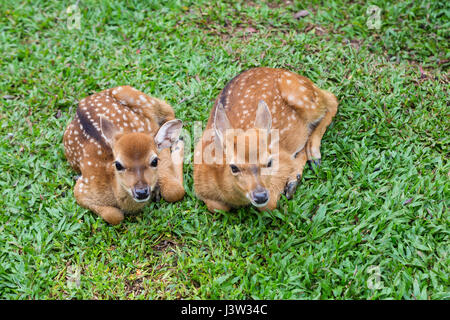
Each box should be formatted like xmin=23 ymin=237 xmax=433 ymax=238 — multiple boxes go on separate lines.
xmin=205 ymin=67 xmax=330 ymax=157
xmin=63 ymin=86 xmax=172 ymax=172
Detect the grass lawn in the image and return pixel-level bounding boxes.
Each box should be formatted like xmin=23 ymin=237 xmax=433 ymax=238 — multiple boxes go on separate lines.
xmin=0 ymin=0 xmax=448 ymax=299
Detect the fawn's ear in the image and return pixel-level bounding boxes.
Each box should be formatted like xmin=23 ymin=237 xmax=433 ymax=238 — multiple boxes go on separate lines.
xmin=155 ymin=119 xmax=183 ymax=151
xmin=213 ymin=102 xmax=232 ymax=147
xmin=254 ymin=100 xmax=272 ymax=132
xmin=100 ymin=116 xmax=118 ymax=148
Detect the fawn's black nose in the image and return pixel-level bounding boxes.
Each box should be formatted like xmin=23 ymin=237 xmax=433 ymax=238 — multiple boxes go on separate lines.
xmin=251 ymin=189 xmax=269 ymax=205
xmin=133 ymin=186 xmax=150 ymax=201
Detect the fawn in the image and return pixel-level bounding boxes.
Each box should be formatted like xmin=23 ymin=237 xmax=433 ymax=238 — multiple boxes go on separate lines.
xmin=194 ymin=67 xmax=338 ymax=212
xmin=63 ymin=86 xmax=185 ymax=225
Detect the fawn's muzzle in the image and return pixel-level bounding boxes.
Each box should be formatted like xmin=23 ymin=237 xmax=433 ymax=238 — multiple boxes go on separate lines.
xmin=250 ymin=188 xmax=269 ymax=207
xmin=132 ymin=186 xmax=150 ymax=202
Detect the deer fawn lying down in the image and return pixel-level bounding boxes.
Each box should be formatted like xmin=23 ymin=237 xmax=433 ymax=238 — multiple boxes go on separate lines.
xmin=63 ymin=86 xmax=185 ymax=224
xmin=194 ymin=67 xmax=338 ymax=212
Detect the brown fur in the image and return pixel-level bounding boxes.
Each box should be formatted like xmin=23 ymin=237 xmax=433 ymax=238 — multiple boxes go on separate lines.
xmin=63 ymin=86 xmax=185 ymax=225
xmin=194 ymin=67 xmax=338 ymax=212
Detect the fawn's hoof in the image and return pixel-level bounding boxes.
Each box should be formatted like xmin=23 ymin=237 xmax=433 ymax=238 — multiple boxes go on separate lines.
xmin=284 ymin=181 xmax=297 ymax=199
xmin=307 ymin=159 xmax=321 ymax=170
xmin=151 ymin=184 xmax=161 ymax=202
xmin=284 ymin=174 xmax=302 ymax=199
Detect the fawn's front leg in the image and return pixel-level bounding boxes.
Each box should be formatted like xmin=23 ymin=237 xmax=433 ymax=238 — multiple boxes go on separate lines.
xmin=203 ymin=199 xmax=231 ymax=213
xmin=306 ymin=89 xmax=338 ymax=168
xmin=284 ymin=149 xmax=308 ymax=199
xmin=74 ymin=178 xmax=124 ymax=225
xmin=157 ymin=140 xmax=185 ymax=202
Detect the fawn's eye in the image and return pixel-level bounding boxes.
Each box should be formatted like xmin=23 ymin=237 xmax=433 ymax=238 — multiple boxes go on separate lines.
xmin=230 ymin=164 xmax=240 ymax=174
xmin=150 ymin=157 xmax=159 ymax=167
xmin=267 ymin=158 xmax=273 ymax=168
xmin=114 ymin=161 xmax=125 ymax=171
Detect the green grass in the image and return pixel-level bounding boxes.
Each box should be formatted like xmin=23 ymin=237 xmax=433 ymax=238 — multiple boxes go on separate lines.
xmin=0 ymin=0 xmax=448 ymax=299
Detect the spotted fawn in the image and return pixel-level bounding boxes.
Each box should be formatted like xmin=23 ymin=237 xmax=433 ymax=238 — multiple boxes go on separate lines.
xmin=194 ymin=67 xmax=338 ymax=212
xmin=63 ymin=86 xmax=185 ymax=224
